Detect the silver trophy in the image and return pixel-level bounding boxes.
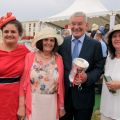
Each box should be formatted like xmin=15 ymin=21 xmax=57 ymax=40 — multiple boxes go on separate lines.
xmin=69 ymin=58 xmax=89 ymax=89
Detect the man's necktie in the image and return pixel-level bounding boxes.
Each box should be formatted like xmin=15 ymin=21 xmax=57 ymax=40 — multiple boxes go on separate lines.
xmin=72 ymin=39 xmax=79 ymax=60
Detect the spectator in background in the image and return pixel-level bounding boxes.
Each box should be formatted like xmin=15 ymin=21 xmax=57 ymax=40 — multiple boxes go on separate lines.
xmin=90 ymin=23 xmax=99 ymax=38
xmin=61 ymin=29 xmax=71 ymax=37
xmin=104 ymin=24 xmax=110 ymax=44
xmin=94 ymin=29 xmax=108 ymax=58
xmin=24 ymin=39 xmax=37 ymax=52
xmin=99 ymin=26 xmax=105 ymax=36
xmin=104 ymin=24 xmax=110 ymax=35
xmin=0 ymin=12 xmax=29 ymax=120
xmin=100 ymin=24 xmax=120 ymax=120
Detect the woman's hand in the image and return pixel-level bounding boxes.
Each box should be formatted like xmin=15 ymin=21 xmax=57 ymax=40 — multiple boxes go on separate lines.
xmin=106 ymin=80 xmax=120 ymax=90
xmin=48 ymin=81 xmax=58 ymax=94
xmin=17 ymin=105 xmax=25 ymax=120
xmin=59 ymin=107 xmax=66 ymax=118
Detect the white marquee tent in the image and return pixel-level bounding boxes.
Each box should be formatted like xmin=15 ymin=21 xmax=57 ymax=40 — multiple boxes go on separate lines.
xmin=41 ymin=0 xmax=120 ymax=29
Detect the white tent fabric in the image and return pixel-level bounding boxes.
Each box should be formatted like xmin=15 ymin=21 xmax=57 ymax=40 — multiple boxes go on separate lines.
xmin=49 ymin=0 xmax=108 ymax=21
xmin=41 ymin=0 xmax=120 ymax=28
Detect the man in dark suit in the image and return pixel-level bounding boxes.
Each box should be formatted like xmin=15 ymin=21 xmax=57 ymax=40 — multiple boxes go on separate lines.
xmin=59 ymin=12 xmax=106 ymax=120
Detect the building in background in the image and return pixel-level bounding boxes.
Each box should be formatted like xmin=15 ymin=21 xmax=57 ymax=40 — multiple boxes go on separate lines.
xmin=0 ymin=21 xmax=62 ymax=44
xmin=21 ymin=20 xmax=62 ymax=40
xmin=19 ymin=20 xmax=63 ymax=51
xmin=22 ymin=20 xmax=40 ymax=37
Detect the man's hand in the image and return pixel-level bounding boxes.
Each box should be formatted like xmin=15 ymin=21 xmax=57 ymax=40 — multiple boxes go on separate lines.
xmin=74 ymin=71 xmax=87 ymax=85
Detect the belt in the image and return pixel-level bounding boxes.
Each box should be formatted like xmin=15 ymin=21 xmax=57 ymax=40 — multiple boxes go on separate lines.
xmin=0 ymin=77 xmax=20 ymax=84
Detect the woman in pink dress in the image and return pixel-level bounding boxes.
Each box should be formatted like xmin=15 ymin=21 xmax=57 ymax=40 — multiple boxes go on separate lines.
xmin=0 ymin=12 xmax=29 ymax=120
xmin=17 ymin=27 xmax=65 ymax=120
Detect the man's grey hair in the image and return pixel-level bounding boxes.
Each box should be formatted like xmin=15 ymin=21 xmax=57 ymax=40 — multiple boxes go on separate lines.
xmin=70 ymin=11 xmax=87 ymax=22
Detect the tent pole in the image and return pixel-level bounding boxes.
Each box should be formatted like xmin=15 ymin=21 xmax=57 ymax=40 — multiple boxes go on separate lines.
xmin=110 ymin=11 xmax=116 ymax=30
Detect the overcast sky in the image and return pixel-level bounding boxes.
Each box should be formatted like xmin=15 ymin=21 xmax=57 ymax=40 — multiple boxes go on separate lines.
xmin=0 ymin=0 xmax=74 ymax=21
xmin=1 ymin=0 xmax=120 ymax=22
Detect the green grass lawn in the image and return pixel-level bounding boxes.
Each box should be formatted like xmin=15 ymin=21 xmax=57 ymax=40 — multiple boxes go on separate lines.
xmin=92 ymin=110 xmax=100 ymax=120
xmin=92 ymin=94 xmax=101 ymax=120
xmin=94 ymin=94 xmax=101 ymax=111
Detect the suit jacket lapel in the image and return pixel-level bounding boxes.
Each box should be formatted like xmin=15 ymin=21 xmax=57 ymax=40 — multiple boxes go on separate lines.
xmin=67 ymin=37 xmax=72 ymax=64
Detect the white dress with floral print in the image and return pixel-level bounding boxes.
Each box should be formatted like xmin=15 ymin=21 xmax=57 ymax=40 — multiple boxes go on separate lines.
xmin=29 ymin=57 xmax=58 ymax=120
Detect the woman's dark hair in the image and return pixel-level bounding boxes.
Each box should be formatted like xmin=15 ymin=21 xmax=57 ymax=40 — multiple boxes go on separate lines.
xmin=107 ymin=31 xmax=119 ymax=59
xmin=36 ymin=38 xmax=58 ymax=53
xmin=1 ymin=19 xmax=23 ymax=36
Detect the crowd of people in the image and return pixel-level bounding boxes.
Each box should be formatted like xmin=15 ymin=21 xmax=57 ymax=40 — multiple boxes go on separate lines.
xmin=0 ymin=11 xmax=120 ymax=120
